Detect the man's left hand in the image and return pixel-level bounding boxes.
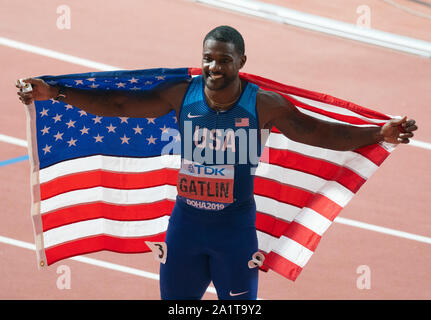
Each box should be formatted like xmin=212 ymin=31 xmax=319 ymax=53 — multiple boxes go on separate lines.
xmin=381 ymin=116 xmax=418 ymax=144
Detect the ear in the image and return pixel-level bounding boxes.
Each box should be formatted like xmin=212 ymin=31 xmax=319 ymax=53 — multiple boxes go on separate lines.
xmin=239 ymin=55 xmax=247 ymax=69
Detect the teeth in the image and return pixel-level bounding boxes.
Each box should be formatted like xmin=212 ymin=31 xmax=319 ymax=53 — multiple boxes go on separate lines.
xmin=210 ymin=74 xmax=223 ymax=79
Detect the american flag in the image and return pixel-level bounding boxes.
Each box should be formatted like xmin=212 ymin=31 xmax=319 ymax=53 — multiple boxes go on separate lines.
xmin=26 ymin=67 xmax=396 ymax=281
xmin=235 ymin=117 xmax=249 ymax=127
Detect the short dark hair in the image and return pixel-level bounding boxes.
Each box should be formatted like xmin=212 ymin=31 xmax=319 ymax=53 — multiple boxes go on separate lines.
xmin=203 ymin=25 xmax=245 ymax=55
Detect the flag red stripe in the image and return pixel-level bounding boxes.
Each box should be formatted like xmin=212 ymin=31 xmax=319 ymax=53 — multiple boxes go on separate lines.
xmin=267 ymin=148 xmax=366 ymax=193
xmin=256 ymin=211 xmax=291 ymax=238
xmin=268 ymin=128 xmax=389 ymax=168
xmin=40 ymin=168 xmax=179 ymax=200
xmin=42 ymin=200 xmax=175 ymax=232
xmin=237 ymin=71 xmax=391 ymax=121
xmin=306 ymin=193 xmax=343 ymax=221
xmin=264 ymin=251 xmax=303 ymax=281
xmin=283 ymin=221 xmax=321 ymax=252
xmin=253 ymin=176 xmax=312 ymax=209
xmin=283 ymin=94 xmax=383 ymax=126
xmin=354 ymin=144 xmax=391 ymax=166
xmin=45 ymin=233 xmax=166 ymax=266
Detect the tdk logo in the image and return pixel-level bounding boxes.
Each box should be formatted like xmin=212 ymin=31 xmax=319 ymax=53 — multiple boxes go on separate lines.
xmin=194 ymin=164 xmax=225 ymax=176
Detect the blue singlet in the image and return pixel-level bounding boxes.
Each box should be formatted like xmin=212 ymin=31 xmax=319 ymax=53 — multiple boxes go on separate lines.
xmin=159 ymin=76 xmax=262 ymax=300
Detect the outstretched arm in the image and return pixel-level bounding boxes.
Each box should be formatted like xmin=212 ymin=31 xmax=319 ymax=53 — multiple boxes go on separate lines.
xmin=16 ymin=78 xmax=190 ymax=118
xmin=257 ymin=90 xmax=418 ymax=151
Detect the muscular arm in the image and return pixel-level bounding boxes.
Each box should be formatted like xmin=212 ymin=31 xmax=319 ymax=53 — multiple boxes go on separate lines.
xmin=19 ymin=78 xmax=190 ymax=118
xmin=257 ymin=90 xmax=416 ymax=151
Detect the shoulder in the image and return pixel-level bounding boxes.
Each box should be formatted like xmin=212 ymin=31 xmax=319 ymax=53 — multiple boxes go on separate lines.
xmin=158 ymin=78 xmax=192 ymax=110
xmin=256 ymin=87 xmax=295 ymax=129
xmin=256 ymin=88 xmax=284 ymax=104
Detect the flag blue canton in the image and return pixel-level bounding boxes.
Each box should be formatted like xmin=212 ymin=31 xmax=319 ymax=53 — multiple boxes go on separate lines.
xmin=34 ymin=68 xmax=189 ymax=169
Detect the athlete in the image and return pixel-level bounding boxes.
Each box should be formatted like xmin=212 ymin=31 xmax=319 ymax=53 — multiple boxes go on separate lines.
xmin=17 ymin=26 xmax=417 ymax=300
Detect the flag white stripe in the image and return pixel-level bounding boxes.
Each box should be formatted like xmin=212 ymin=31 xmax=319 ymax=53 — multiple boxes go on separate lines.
xmin=257 ymin=231 xmax=315 ymax=268
xmin=266 ymin=132 xmax=379 ymax=179
xmin=272 ymin=236 xmax=314 ymax=268
xmin=43 ymin=216 xmax=170 ymax=248
xmin=296 ymin=106 xmax=378 ymax=127
xmin=294 ymin=208 xmax=333 ymax=236
xmin=256 ymin=162 xmax=354 ymax=207
xmin=40 ymin=185 xmax=178 ymax=214
xmin=254 ymin=194 xmax=300 ymax=222
xmin=39 ymin=152 xmax=355 ymax=208
xmin=291 ymin=95 xmax=388 ymax=124
xmin=257 ymin=230 xmax=278 ymax=254
xmin=39 ymin=154 xmax=180 ymax=184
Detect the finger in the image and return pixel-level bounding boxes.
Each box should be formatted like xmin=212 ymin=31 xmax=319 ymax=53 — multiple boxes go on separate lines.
xmin=403 ymin=120 xmax=418 ymax=131
xmin=400 ymin=132 xmax=414 ymax=139
xmin=397 ymin=137 xmax=410 ymax=144
xmin=17 ymin=91 xmax=33 ymax=99
xmin=22 ymin=98 xmax=33 ymax=105
xmin=391 ymin=116 xmax=407 ymax=127
xmin=23 ymin=78 xmax=42 ymax=85
xmin=403 ymin=124 xmax=418 ymax=132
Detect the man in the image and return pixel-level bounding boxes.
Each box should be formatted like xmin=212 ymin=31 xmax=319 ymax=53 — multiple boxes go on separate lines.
xmin=17 ymin=26 xmax=417 ymax=300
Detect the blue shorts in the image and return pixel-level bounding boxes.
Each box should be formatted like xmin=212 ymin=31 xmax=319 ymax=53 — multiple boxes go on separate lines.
xmin=159 ymin=200 xmax=259 ymax=300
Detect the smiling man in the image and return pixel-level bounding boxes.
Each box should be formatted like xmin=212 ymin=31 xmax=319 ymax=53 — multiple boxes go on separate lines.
xmin=17 ymin=25 xmax=417 ymax=300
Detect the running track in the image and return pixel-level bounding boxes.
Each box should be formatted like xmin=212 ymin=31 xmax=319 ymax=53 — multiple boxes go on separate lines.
xmin=0 ymin=0 xmax=430 ymax=299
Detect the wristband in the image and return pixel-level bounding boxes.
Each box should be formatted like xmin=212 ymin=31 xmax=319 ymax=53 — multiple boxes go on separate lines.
xmin=55 ymin=86 xmax=67 ymax=102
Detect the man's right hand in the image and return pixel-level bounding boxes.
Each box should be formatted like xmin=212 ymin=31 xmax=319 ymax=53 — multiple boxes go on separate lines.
xmin=16 ymin=78 xmax=57 ymax=105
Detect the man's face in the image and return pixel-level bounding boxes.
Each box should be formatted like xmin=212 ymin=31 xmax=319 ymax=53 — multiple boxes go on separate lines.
xmin=202 ymin=39 xmax=246 ymax=91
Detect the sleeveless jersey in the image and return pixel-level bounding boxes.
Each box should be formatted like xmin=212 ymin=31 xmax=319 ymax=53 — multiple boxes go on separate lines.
xmin=176 ymin=75 xmax=261 ymax=212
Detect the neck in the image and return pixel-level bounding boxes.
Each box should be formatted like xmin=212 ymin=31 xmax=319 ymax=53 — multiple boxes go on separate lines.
xmin=204 ymin=78 xmax=242 ymax=111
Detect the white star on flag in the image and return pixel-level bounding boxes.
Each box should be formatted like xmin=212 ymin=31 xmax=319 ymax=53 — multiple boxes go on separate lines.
xmin=52 ymin=114 xmax=62 ymax=123
xmin=106 ymin=124 xmax=116 ymax=133
xmin=93 ymin=134 xmax=104 ymax=143
xmin=159 ymin=125 xmax=169 ymax=134
xmin=53 ymin=131 xmax=64 ymax=141
xmin=67 ymin=138 xmax=77 ymax=147
xmin=66 ymin=120 xmax=76 ymax=128
xmin=42 ymin=144 xmax=51 ymax=154
xmin=80 ymin=126 xmax=90 ymax=135
xmin=133 ymin=125 xmax=143 ymax=134
xmin=40 ymin=108 xmax=49 ymax=117
xmin=40 ymin=126 xmax=50 ymax=135
xmin=93 ymin=116 xmax=103 ymax=124
xmin=146 ymin=135 xmax=157 ymax=145
xmin=120 ymin=135 xmax=130 ymax=144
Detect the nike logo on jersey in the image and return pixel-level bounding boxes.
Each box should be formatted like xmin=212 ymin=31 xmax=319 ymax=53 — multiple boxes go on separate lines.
xmin=229 ymin=290 xmax=249 ymax=297
xmin=187 ymin=112 xmax=203 ymax=118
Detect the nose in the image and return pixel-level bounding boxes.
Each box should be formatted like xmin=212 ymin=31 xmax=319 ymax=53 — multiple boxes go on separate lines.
xmin=209 ymin=61 xmax=221 ymax=73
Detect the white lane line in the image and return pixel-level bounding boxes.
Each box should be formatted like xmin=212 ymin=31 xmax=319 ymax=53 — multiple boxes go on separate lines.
xmin=193 ymin=0 xmax=431 ymax=58
xmin=0 ymin=37 xmax=120 ymax=71
xmin=0 ymin=234 xmax=218 ymax=296
xmin=334 ymin=217 xmax=431 ymax=244
xmin=0 ymin=134 xmax=27 ymax=147
xmin=409 ymin=139 xmax=431 ymax=151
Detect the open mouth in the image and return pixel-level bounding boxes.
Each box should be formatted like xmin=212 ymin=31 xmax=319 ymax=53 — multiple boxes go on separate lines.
xmin=209 ymin=73 xmax=224 ymax=80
